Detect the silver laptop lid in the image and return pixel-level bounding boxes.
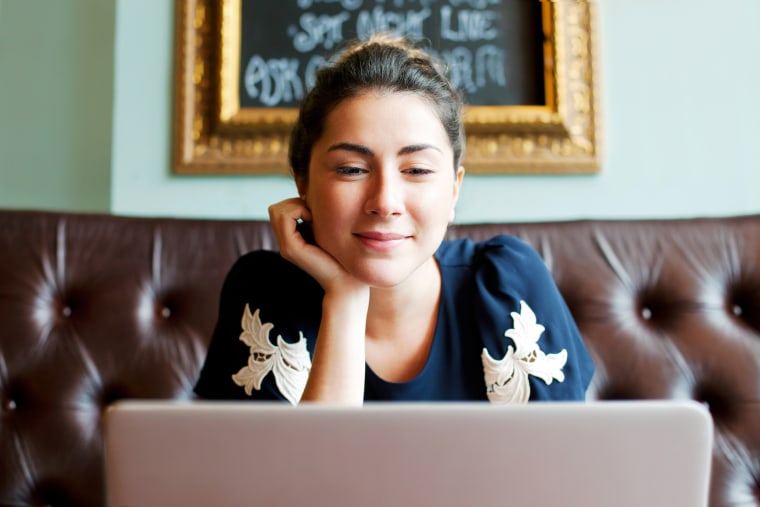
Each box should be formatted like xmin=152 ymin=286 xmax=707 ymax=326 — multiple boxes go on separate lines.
xmin=104 ymin=400 xmax=712 ymax=507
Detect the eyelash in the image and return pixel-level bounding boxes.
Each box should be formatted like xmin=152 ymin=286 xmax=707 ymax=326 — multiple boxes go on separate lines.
xmin=335 ymin=166 xmax=367 ymax=176
xmin=403 ymin=167 xmax=434 ymax=176
xmin=335 ymin=167 xmax=434 ymax=176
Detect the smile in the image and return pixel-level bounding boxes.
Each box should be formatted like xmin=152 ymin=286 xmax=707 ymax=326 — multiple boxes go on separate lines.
xmin=354 ymin=231 xmax=411 ymax=250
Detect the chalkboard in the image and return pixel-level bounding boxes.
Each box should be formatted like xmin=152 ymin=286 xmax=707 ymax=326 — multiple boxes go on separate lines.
xmin=238 ymin=0 xmax=545 ymax=109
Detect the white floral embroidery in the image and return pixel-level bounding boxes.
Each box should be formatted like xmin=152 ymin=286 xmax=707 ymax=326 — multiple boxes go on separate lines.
xmin=231 ymin=305 xmax=311 ymax=405
xmin=482 ymin=300 xmax=568 ymax=404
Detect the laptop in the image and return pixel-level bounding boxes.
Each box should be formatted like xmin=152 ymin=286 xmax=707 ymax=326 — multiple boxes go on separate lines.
xmin=104 ymin=400 xmax=712 ymax=507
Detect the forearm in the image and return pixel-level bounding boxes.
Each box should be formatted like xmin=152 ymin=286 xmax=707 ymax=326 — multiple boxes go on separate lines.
xmin=300 ymin=288 xmax=370 ymax=405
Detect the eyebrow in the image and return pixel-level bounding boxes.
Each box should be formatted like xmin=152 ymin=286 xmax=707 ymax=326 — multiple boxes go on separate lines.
xmin=327 ymin=143 xmax=373 ymax=156
xmin=326 ymin=142 xmax=443 ymax=157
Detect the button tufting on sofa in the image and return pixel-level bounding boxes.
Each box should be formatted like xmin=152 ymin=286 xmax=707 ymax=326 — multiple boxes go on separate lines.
xmin=1 ymin=210 xmax=759 ymax=507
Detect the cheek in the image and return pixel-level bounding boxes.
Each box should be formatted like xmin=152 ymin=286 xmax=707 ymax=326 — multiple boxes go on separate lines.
xmin=414 ymin=189 xmax=456 ymax=223
xmin=308 ymin=191 xmax=351 ymax=242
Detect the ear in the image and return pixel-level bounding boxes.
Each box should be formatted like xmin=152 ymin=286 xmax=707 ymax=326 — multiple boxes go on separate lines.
xmin=449 ymin=166 xmax=465 ymax=223
xmin=295 ymin=177 xmax=308 ymax=202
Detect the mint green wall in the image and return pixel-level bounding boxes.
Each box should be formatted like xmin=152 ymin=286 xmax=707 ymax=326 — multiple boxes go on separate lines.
xmin=0 ymin=0 xmax=114 ymax=212
xmin=111 ymin=0 xmax=760 ymax=221
xmin=110 ymin=0 xmax=297 ymax=219
xmin=2 ymin=1 xmax=759 ymax=221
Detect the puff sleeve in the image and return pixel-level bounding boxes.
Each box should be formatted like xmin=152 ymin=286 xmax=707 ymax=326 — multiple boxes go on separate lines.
xmin=194 ymin=251 xmax=323 ymax=403
xmin=471 ymin=236 xmax=594 ymax=402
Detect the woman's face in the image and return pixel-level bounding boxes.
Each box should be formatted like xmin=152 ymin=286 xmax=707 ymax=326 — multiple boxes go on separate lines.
xmin=300 ymin=91 xmax=464 ymax=289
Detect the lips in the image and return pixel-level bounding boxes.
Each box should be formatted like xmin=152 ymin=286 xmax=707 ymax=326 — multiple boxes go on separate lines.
xmin=354 ymin=231 xmax=411 ymax=251
xmin=355 ymin=231 xmax=409 ymax=241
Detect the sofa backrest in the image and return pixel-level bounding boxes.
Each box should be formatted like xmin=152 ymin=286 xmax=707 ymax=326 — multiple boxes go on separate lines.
xmin=0 ymin=209 xmax=758 ymax=506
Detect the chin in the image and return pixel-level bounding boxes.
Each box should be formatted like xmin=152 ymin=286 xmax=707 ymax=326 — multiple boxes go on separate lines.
xmin=343 ymin=257 xmax=432 ymax=290
xmin=349 ymin=266 xmax=408 ymax=289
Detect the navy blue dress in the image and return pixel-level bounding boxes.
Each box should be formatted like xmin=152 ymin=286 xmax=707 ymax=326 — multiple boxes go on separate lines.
xmin=194 ymin=236 xmax=594 ymax=403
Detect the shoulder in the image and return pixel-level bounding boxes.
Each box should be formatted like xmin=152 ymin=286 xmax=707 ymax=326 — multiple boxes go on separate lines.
xmin=437 ymin=235 xmax=564 ymax=347
xmin=223 ymin=250 xmax=321 ymax=300
xmin=221 ymin=249 xmax=324 ymax=332
xmin=227 ymin=249 xmax=304 ymax=280
xmin=438 ymin=236 xmax=594 ymax=401
xmin=439 ymin=234 xmax=554 ymax=298
xmin=437 ymin=235 xmax=550 ymax=290
xmin=216 ymin=249 xmax=323 ymax=351
xmin=437 ymin=235 xmax=541 ymax=263
xmin=195 ymin=250 xmax=322 ymax=403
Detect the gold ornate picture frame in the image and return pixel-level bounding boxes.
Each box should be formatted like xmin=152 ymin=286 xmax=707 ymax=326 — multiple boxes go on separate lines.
xmin=173 ymin=0 xmax=601 ymax=175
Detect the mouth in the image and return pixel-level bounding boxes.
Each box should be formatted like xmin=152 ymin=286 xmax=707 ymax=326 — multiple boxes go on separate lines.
xmin=353 ymin=231 xmax=411 ymax=250
xmin=355 ymin=231 xmax=409 ymax=241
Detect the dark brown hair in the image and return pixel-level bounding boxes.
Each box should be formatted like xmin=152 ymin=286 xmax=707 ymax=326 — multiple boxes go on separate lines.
xmin=288 ymin=34 xmax=465 ymax=185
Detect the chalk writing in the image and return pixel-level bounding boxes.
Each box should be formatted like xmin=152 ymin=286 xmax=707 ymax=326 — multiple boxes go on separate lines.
xmin=244 ymin=57 xmax=305 ymax=107
xmin=290 ymin=12 xmax=351 ymax=52
xmin=297 ymin=0 xmax=364 ymax=11
xmin=239 ymin=0 xmax=543 ymax=108
xmin=449 ymin=0 xmax=501 ymax=8
xmin=442 ymin=44 xmax=506 ymax=94
xmin=356 ymin=7 xmax=431 ymax=40
xmin=440 ymin=6 xmax=498 ymax=42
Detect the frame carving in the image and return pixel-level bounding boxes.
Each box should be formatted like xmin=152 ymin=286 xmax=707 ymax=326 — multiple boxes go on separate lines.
xmin=173 ymin=0 xmax=602 ymax=175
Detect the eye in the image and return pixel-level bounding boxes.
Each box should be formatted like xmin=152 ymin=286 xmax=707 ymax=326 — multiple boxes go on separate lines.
xmin=335 ymin=166 xmax=367 ymax=176
xmin=403 ymin=167 xmax=435 ymax=176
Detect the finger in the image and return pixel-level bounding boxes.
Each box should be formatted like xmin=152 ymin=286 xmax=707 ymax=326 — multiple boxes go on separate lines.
xmin=269 ymin=199 xmax=309 ymax=235
xmin=269 ymin=199 xmax=315 ymax=257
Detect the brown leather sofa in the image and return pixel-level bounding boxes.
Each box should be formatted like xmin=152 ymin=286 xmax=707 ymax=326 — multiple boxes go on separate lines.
xmin=1 ymin=209 xmax=758 ymax=507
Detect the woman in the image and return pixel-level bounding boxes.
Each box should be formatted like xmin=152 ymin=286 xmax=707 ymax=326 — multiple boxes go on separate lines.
xmin=194 ymin=34 xmax=593 ymax=405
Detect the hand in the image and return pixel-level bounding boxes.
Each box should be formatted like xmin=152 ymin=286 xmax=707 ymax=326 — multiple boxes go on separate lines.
xmin=268 ymin=198 xmax=364 ymax=294
xmin=269 ymin=197 xmax=370 ymax=405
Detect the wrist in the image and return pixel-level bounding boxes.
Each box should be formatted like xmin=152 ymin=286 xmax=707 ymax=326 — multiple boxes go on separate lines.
xmin=322 ymin=283 xmax=370 ymax=312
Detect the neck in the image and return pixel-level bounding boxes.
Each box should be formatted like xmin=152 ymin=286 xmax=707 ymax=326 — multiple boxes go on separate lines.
xmin=365 ymin=256 xmax=441 ymax=341
xmin=363 ymin=256 xmax=442 ymax=382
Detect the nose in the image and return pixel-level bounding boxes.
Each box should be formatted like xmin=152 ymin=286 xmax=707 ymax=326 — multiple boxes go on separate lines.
xmin=364 ymin=170 xmax=403 ymax=217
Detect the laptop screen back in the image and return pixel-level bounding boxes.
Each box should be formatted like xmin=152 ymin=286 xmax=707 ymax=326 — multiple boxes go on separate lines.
xmin=104 ymin=401 xmax=712 ymax=507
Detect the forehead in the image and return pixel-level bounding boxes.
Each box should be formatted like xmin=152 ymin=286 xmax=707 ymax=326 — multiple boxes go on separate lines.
xmin=317 ymin=91 xmax=451 ymax=151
